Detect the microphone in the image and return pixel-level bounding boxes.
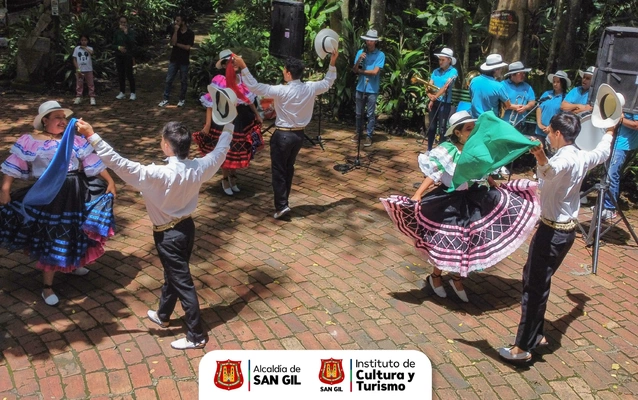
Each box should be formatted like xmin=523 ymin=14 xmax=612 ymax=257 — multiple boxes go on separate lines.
xmin=357 ymin=45 xmax=367 ymax=69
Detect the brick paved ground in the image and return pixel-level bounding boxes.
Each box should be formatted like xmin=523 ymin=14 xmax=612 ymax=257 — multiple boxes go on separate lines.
xmin=1 ymin=24 xmax=637 ymax=400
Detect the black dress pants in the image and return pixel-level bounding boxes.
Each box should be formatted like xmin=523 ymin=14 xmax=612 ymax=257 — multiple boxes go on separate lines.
xmin=514 ymin=222 xmax=575 ymax=351
xmin=270 ymin=129 xmax=304 ymax=211
xmin=153 ymin=217 xmax=205 ymax=343
xmin=426 ymin=101 xmax=451 ymax=151
xmin=115 ymin=55 xmax=136 ymax=93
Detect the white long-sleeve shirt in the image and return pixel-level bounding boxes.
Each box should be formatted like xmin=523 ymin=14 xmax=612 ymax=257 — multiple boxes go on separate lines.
xmin=87 ymin=129 xmax=232 ymax=226
xmin=240 ymin=66 xmax=337 ymax=129
xmin=537 ymin=134 xmax=611 ymax=222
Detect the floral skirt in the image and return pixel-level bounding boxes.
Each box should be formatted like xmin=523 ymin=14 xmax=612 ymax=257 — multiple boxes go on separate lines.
xmin=380 ymin=179 xmax=540 ymax=277
xmin=0 ymin=171 xmax=115 ymax=272
xmin=193 ymin=104 xmax=263 ymax=170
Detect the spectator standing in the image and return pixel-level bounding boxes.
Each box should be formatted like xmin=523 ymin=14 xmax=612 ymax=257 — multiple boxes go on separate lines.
xmin=158 ymin=13 xmax=195 ymax=108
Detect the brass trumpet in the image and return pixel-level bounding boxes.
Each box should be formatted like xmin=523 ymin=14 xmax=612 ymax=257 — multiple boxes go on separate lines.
xmin=411 ymin=75 xmax=440 ymax=94
xmin=464 ymin=70 xmax=480 ymax=89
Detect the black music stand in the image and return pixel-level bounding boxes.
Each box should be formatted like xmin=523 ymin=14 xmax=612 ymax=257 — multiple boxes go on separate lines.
xmin=576 ymin=123 xmax=638 ymax=274
xmin=312 ymin=91 xmax=336 ymax=151
xmin=259 ymin=92 xmax=333 ymax=150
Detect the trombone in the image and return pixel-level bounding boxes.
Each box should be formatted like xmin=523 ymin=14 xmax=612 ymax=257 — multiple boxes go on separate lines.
xmin=411 ymin=75 xmax=440 ymax=94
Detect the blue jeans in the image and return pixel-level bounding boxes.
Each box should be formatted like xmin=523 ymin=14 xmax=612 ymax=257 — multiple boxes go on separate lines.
xmin=163 ymin=62 xmax=189 ymax=101
xmin=603 ymin=148 xmax=628 ymax=210
xmin=355 ymin=91 xmax=378 ymax=138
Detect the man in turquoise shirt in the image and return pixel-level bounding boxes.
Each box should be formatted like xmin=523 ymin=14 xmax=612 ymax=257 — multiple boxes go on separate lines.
xmin=561 ymin=66 xmax=594 ymax=115
xmin=469 ymin=54 xmax=511 ymax=118
xmin=425 ymin=47 xmax=458 ymax=150
xmin=352 ymin=29 xmax=385 ymax=147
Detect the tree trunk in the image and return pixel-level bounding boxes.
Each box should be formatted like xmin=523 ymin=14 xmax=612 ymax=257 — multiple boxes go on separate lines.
xmin=340 ymin=0 xmax=350 ymax=22
xmin=370 ymin=0 xmax=386 ymax=35
xmin=546 ymin=0 xmax=565 ymax=74
xmin=452 ymin=0 xmax=466 ymax=86
xmin=489 ymin=0 xmax=528 ymax=63
xmin=556 ymin=0 xmax=582 ymax=70
xmin=329 ymin=0 xmax=342 ymax=34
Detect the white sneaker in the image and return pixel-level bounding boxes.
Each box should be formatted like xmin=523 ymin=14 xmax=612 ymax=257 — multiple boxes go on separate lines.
xmin=158 ymin=99 xmax=169 ymax=107
xmin=147 ymin=310 xmax=169 ymax=328
xmin=72 ymin=267 xmax=90 ymax=276
xmin=273 ymin=206 xmax=291 ymax=219
xmin=73 ymin=97 xmax=81 ymax=105
xmin=171 ymin=337 xmax=206 ymax=350
xmin=129 ymin=93 xmax=136 ymax=101
xmin=90 ymin=97 xmax=96 ymax=106
xmin=115 ymin=92 xmax=126 ymax=100
xmin=177 ymin=100 xmax=185 ymax=107
xmin=499 ymin=166 xmax=510 ymax=176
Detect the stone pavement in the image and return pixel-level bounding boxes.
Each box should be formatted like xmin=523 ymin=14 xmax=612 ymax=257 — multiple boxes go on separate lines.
xmin=1 ymin=40 xmax=638 ymax=400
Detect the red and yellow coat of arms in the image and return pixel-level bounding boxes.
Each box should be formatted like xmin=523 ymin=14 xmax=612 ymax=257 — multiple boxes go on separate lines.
xmin=319 ymin=358 xmax=345 ymax=385
xmin=214 ymin=360 xmax=244 ymax=390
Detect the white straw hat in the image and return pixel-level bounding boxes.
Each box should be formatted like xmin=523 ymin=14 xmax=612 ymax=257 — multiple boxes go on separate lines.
xmin=578 ymin=66 xmax=596 ymax=78
xmin=314 ymin=28 xmax=339 ymax=59
xmin=445 ymin=111 xmax=477 ymax=137
xmin=434 ymin=48 xmax=456 ymax=66
xmin=480 ymin=54 xmax=508 ymax=71
xmin=591 ymin=83 xmax=625 ymax=128
xmin=215 ymin=49 xmax=233 ymax=70
xmin=33 ymin=101 xmax=73 ymax=130
xmin=547 ymin=70 xmax=572 ymax=89
xmin=360 ymin=29 xmax=380 ymax=41
xmin=504 ymin=61 xmax=531 ymax=77
xmin=207 ymin=85 xmax=238 ymax=125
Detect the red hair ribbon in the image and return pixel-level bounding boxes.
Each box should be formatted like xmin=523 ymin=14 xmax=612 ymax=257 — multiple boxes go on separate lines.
xmin=225 ymin=54 xmax=250 ymax=104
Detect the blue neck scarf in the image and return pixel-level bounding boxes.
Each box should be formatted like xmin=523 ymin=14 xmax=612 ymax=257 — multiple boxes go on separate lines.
xmin=20 ymin=117 xmax=77 ymax=219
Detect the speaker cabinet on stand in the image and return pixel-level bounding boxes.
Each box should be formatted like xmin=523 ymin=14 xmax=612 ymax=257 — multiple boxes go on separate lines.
xmin=581 ymin=26 xmax=638 ymax=274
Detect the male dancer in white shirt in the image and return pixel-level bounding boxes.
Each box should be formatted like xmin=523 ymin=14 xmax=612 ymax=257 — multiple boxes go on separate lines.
xmin=498 ymin=112 xmax=613 ymax=363
xmin=233 ymin=51 xmax=338 ymax=219
xmin=76 ymin=119 xmax=233 ymax=350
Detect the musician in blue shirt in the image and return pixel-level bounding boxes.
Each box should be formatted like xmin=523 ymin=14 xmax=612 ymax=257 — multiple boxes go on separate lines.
xmin=469 ymin=54 xmax=511 ymax=118
xmin=536 ymin=71 xmax=570 ymax=137
xmin=561 ymin=66 xmax=594 ymax=115
xmin=501 ymin=62 xmax=535 ymax=128
xmin=352 ymin=29 xmax=385 ymax=147
xmin=424 ymin=48 xmax=458 ymax=151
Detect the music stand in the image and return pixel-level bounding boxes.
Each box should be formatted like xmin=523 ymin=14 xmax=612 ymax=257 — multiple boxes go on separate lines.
xmin=312 ymin=91 xmax=336 ymax=151
xmin=577 ymin=123 xmax=638 ymax=274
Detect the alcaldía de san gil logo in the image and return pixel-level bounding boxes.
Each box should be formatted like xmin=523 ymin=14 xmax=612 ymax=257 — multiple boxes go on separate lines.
xmin=214 ymin=359 xmax=244 ymax=390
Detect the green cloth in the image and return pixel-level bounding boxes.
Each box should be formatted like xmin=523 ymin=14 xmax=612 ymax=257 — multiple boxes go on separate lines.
xmin=450 ymin=111 xmax=537 ymax=190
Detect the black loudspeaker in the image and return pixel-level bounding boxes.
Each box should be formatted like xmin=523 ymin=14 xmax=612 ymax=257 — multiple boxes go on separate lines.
xmin=591 ymin=26 xmax=638 ymax=113
xmin=269 ymin=0 xmax=305 ymax=60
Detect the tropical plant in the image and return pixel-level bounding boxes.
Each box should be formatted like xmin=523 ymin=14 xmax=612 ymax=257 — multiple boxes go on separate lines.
xmin=377 ymin=14 xmax=428 ymax=134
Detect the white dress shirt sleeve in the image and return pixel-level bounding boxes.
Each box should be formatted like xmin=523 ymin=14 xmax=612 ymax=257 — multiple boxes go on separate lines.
xmin=198 ymin=128 xmax=233 ymax=182
xmin=240 ymin=68 xmax=277 ymax=97
xmin=86 ymin=133 xmax=157 ymax=191
xmin=538 ymin=134 xmax=612 ymax=181
xmin=308 ymin=65 xmax=337 ymax=96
